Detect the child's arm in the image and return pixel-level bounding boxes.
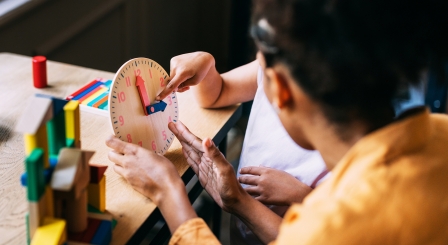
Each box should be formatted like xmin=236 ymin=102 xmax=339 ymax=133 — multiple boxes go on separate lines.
xmin=157 ymin=52 xmax=259 ymax=108
xmin=239 ymin=166 xmax=312 ymax=206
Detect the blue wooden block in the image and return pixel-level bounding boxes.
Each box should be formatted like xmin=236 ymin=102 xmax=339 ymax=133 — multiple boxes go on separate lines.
xmin=90 ymin=220 xmax=112 ymax=245
xmin=36 ymin=94 xmax=68 ymax=116
xmin=72 ymin=82 xmax=102 ymax=101
xmin=21 ymin=167 xmax=54 ymax=186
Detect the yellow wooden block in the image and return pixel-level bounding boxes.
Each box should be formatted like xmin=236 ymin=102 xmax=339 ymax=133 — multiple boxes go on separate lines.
xmin=24 ymin=124 xmax=50 ymax=168
xmin=87 ymin=176 xmax=106 ymax=212
xmin=31 ymin=217 xmax=66 ymax=245
xmin=64 ymin=100 xmax=80 ymax=143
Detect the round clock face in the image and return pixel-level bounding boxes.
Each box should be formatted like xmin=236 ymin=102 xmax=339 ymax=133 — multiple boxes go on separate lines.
xmin=108 ymin=58 xmax=178 ymax=155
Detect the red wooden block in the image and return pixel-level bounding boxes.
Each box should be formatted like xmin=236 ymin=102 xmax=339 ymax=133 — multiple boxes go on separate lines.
xmin=81 ymin=218 xmax=102 ymax=243
xmin=32 ymin=56 xmax=47 ymax=88
xmin=68 ymin=217 xmax=101 ymax=242
xmin=90 ymin=164 xmax=108 ymax=183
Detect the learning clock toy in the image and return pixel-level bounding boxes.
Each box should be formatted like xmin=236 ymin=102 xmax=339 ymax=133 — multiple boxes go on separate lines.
xmin=108 ymin=58 xmax=178 ymax=154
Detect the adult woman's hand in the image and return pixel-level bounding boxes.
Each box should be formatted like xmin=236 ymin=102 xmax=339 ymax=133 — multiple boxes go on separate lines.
xmin=169 ymin=121 xmax=248 ymax=212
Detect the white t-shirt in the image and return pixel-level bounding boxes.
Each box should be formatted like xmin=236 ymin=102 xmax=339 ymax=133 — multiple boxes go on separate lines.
xmin=230 ymin=67 xmax=328 ymax=245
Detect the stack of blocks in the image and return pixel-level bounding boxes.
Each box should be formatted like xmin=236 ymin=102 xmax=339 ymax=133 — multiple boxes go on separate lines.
xmin=16 ymin=94 xmax=114 ymax=245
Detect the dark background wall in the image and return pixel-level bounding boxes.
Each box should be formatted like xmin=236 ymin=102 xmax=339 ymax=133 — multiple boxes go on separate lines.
xmin=0 ymin=0 xmax=254 ymax=74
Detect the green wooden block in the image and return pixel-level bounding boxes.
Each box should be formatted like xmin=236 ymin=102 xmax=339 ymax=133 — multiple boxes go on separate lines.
xmin=26 ymin=213 xmax=30 ymax=245
xmin=47 ymin=112 xmax=66 ymax=156
xmin=25 ymin=148 xmax=45 ymax=201
xmin=66 ymin=138 xmax=75 ymax=148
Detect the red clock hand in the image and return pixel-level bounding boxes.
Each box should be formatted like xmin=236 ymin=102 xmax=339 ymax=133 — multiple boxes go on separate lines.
xmin=136 ymin=75 xmax=150 ymax=115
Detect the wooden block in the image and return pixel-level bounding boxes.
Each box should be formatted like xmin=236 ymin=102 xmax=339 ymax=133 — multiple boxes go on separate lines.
xmin=30 ymin=217 xmax=66 ymax=245
xmin=67 ymin=218 xmax=101 ymax=243
xmin=89 ymin=164 xmax=107 ymax=184
xmin=28 ymin=194 xmax=48 ymax=240
xmin=16 ymin=95 xmax=53 ymax=135
xmin=80 ymin=218 xmax=102 ymax=243
xmin=45 ymin=185 xmax=54 ymax=218
xmin=51 ymin=148 xmax=82 ymax=192
xmin=66 ymin=138 xmax=75 ymax=148
xmin=47 ymin=112 xmax=66 ymax=156
xmin=66 ymin=189 xmax=88 ymax=233
xmin=87 ymin=209 xmax=112 ymax=222
xmin=26 ymin=148 xmax=45 ymax=201
xmin=22 ymin=167 xmax=54 ymax=187
xmin=26 ymin=213 xmax=30 ymax=245
xmin=64 ymin=100 xmax=80 ymax=144
xmin=35 ymin=94 xmax=69 ymax=116
xmin=87 ymin=176 xmax=106 ymax=212
xmin=90 ymin=220 xmax=112 ymax=245
xmin=24 ymin=124 xmax=50 ymax=168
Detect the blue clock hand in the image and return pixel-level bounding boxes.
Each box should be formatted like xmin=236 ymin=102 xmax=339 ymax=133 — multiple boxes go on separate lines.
xmin=146 ymin=101 xmax=167 ymax=115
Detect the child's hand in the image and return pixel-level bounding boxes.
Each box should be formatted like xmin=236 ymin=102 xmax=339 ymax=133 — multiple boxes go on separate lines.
xmin=105 ymin=135 xmax=184 ymax=205
xmin=239 ymin=166 xmax=312 ymax=206
xmin=156 ymin=52 xmax=215 ymax=100
xmin=169 ymin=121 xmax=248 ymax=212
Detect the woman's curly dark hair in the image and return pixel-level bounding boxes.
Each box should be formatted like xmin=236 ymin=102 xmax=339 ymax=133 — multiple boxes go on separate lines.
xmin=252 ymin=0 xmax=448 ymax=132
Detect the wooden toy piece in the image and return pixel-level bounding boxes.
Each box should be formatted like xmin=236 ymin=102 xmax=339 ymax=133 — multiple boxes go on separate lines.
xmin=35 ymin=94 xmax=69 ymax=116
xmin=64 ymin=100 xmax=81 ymax=148
xmin=51 ymin=148 xmax=94 ymax=233
xmin=87 ymin=175 xmax=106 ymax=212
xmin=26 ymin=148 xmax=45 ymax=202
xmin=16 ymin=95 xmax=53 ymax=135
xmin=26 ymin=213 xmax=30 ymax=245
xmin=45 ymin=185 xmax=54 ymax=218
xmin=65 ymin=188 xmax=88 ymax=233
xmin=66 ymin=138 xmax=75 ymax=148
xmin=47 ymin=111 xmax=66 ymax=156
xmin=70 ymin=80 xmax=102 ymax=101
xmin=31 ymin=217 xmax=66 ymax=245
xmin=136 ymin=75 xmax=151 ymax=115
xmin=108 ymin=58 xmax=178 ymax=155
xmin=21 ymin=165 xmax=54 ymax=187
xmin=29 ymin=192 xmax=50 ymax=240
xmin=24 ymin=126 xmax=50 ymax=168
xmin=32 ymin=56 xmax=47 ymax=88
xmin=66 ymin=79 xmax=98 ymax=100
xmin=89 ymin=164 xmax=108 ymax=184
xmin=79 ymin=218 xmax=101 ymax=243
xmin=51 ymin=148 xmax=82 ymax=192
xmin=90 ymin=220 xmax=112 ymax=245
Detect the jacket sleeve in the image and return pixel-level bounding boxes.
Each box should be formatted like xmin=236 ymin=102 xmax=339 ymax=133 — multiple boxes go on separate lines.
xmin=169 ymin=218 xmax=221 ymax=245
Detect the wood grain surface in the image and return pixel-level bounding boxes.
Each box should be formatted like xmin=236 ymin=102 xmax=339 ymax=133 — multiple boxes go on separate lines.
xmin=0 ymin=53 xmax=239 ymax=245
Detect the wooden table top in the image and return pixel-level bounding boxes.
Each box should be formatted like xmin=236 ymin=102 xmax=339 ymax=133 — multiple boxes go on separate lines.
xmin=0 ymin=52 xmax=240 ymax=245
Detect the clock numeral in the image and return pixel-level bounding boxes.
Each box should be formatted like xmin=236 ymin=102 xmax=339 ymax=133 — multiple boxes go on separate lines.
xmin=118 ymin=91 xmax=126 ymax=103
xmin=125 ymin=76 xmax=131 ymax=87
xmin=168 ymin=116 xmax=172 ymax=122
xmin=134 ymin=68 xmax=141 ymax=77
xmin=138 ymin=141 xmax=142 ymax=147
xmin=127 ymin=134 xmax=132 ymax=143
xmin=167 ymin=96 xmax=172 ymax=105
xmin=160 ymin=77 xmax=165 ymax=87
xmin=148 ymin=69 xmax=153 ymax=78
xmin=162 ymin=130 xmax=167 ymax=140
xmin=151 ymin=140 xmax=156 ymax=151
xmin=119 ymin=116 xmax=124 ymax=126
